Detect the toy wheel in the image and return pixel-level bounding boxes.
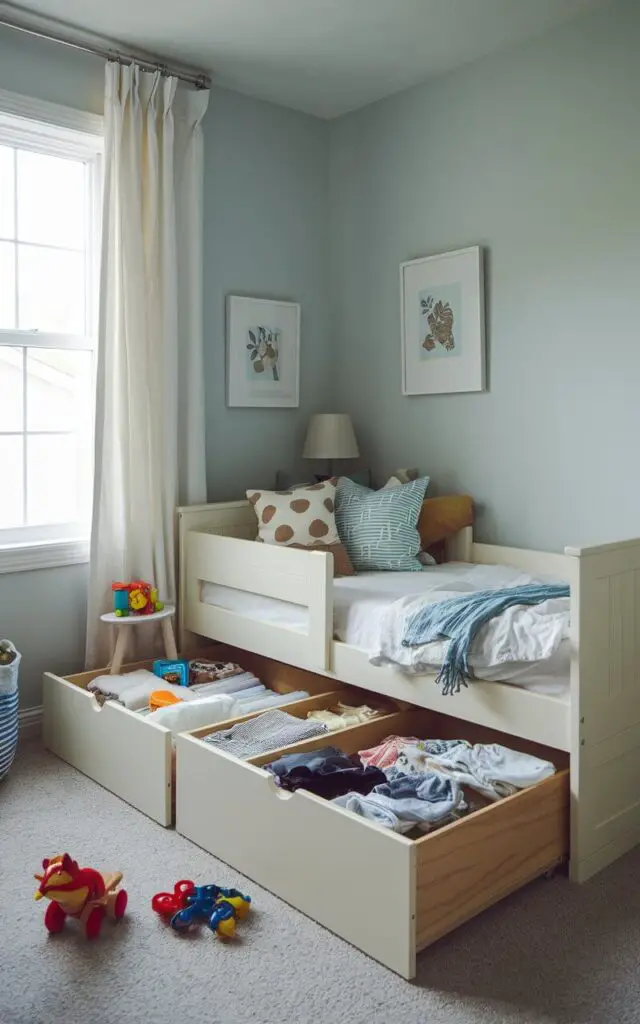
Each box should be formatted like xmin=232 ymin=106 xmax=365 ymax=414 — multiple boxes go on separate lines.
xmin=44 ymin=901 xmax=66 ymax=934
xmin=113 ymin=889 xmax=127 ymax=919
xmin=216 ymin=916 xmax=237 ymax=940
xmin=85 ymin=907 xmax=104 ymax=940
xmin=170 ymin=908 xmax=196 ymax=933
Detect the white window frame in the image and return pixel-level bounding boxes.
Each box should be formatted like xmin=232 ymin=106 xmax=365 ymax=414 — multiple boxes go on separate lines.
xmin=0 ymin=90 xmax=103 ymax=574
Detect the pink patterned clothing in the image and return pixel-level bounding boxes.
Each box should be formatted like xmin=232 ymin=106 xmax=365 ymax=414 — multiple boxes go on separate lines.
xmin=358 ymin=735 xmax=419 ymax=770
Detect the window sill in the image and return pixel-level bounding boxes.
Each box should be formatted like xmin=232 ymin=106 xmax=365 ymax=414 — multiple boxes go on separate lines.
xmin=0 ymin=538 xmax=90 ymax=574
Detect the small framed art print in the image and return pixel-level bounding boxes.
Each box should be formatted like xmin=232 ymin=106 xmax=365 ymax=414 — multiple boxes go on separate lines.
xmin=400 ymin=246 xmax=485 ymax=396
xmin=227 ymin=295 xmax=300 ymax=407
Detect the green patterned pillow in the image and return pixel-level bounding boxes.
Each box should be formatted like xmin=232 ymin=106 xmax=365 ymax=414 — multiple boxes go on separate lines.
xmin=335 ymin=476 xmax=429 ymax=572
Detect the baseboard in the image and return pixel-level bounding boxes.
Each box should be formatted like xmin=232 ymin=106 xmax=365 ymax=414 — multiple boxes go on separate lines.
xmin=19 ymin=705 xmax=43 ymax=740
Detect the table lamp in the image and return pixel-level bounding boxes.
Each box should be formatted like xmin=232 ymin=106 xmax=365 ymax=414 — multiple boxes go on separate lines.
xmin=303 ymin=413 xmax=359 ymax=479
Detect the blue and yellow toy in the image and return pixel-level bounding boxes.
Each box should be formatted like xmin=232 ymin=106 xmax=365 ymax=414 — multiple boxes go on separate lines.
xmin=151 ymin=880 xmax=252 ymax=939
xmin=153 ymin=659 xmax=189 ymax=687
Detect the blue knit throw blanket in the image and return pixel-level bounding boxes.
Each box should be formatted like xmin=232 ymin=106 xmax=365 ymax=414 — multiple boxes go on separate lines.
xmin=402 ymin=584 xmax=570 ymax=695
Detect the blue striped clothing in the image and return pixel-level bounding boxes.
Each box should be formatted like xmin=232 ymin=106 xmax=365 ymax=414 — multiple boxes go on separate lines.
xmin=0 ymin=690 xmax=19 ymax=780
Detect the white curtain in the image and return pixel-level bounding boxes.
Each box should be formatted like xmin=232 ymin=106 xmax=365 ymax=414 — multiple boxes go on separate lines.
xmin=86 ymin=63 xmax=209 ymax=668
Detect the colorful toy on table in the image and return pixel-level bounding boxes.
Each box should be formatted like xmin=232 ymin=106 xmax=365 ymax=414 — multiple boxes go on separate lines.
xmin=153 ymin=659 xmax=189 ymax=686
xmin=111 ymin=580 xmax=165 ymax=617
xmin=34 ymin=854 xmax=127 ymax=939
xmin=151 ymin=880 xmax=251 ymax=939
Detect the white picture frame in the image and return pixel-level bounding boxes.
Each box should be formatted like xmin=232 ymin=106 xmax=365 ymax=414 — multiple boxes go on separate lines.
xmin=400 ymin=246 xmax=485 ymax=396
xmin=227 ymin=295 xmax=300 ymax=408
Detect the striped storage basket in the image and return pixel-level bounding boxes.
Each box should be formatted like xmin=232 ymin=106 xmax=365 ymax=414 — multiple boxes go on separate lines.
xmin=0 ymin=642 xmax=20 ymax=781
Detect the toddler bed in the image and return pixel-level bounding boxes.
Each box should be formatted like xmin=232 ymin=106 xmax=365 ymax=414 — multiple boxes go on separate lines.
xmin=178 ymin=499 xmax=640 ymax=886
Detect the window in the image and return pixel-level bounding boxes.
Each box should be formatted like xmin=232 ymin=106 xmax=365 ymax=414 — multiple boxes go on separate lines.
xmin=0 ymin=95 xmax=102 ymax=572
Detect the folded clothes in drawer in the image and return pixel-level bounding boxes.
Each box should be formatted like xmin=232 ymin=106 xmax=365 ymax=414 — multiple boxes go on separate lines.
xmin=194 ymin=694 xmax=397 ymax=761
xmin=86 ymin=656 xmax=333 ymax=738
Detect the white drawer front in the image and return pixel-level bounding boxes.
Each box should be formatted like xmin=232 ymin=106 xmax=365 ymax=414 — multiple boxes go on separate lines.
xmin=43 ymin=672 xmax=172 ymax=826
xmin=176 ymin=733 xmax=416 ymax=977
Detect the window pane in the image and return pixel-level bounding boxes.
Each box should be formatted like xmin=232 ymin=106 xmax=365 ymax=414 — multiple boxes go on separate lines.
xmin=27 ymin=434 xmax=78 ymax=525
xmin=0 ymin=346 xmax=23 ymax=430
xmin=17 ymin=149 xmax=86 ymax=249
xmin=0 ymin=241 xmax=16 ymax=328
xmin=0 ymin=435 xmax=23 ymax=528
xmin=18 ymin=244 xmax=85 ymax=334
xmin=26 ymin=348 xmax=92 ymax=432
xmin=0 ymin=146 xmax=15 ymax=238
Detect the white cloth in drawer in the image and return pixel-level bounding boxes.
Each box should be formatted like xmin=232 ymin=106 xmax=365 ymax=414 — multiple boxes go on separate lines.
xmin=88 ymin=670 xmax=182 ymax=710
xmin=88 ymin=669 xmax=263 ymax=711
xmin=145 ymin=688 xmax=312 ymax=736
xmin=146 ymin=694 xmax=239 ymax=735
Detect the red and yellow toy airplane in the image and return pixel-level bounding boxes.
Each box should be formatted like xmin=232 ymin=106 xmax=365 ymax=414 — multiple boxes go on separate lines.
xmin=34 ymin=854 xmax=128 ymax=939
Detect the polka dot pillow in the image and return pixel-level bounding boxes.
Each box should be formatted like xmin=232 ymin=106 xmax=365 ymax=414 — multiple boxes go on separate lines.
xmin=246 ymin=478 xmax=355 ymax=576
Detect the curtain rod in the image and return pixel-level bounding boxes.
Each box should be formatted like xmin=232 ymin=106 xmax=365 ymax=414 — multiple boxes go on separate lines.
xmin=0 ymin=2 xmax=211 ymax=89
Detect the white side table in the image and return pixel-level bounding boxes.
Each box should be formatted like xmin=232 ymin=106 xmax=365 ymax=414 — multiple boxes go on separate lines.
xmin=100 ymin=604 xmax=178 ymax=674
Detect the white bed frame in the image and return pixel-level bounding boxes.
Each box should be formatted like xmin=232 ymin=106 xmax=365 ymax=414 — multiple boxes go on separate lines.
xmin=177 ymin=500 xmax=640 ymax=884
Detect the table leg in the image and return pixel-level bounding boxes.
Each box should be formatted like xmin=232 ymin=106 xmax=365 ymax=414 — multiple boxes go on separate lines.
xmin=111 ymin=627 xmax=128 ymax=675
xmin=161 ymin=616 xmax=179 ymax=660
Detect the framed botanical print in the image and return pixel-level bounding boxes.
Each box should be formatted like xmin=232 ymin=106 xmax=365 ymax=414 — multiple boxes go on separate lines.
xmin=400 ymin=246 xmax=485 ymax=396
xmin=226 ymin=295 xmax=300 ymax=407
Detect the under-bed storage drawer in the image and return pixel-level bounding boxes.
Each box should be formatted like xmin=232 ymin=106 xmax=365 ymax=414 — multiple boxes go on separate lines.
xmin=44 ymin=657 xmax=181 ymax=826
xmin=43 ymin=645 xmax=347 ymax=827
xmin=176 ymin=710 xmax=569 ymax=979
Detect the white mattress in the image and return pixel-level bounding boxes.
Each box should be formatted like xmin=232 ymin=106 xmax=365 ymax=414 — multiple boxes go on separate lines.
xmin=202 ymin=562 xmax=570 ymax=698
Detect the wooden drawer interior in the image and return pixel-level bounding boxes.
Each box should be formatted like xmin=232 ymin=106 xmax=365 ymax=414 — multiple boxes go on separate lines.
xmin=63 ymin=643 xmax=342 ymax=714
xmin=413 ymin=767 xmax=568 ymax=952
xmin=246 ymin=706 xmax=570 ymax=951
xmin=245 ymin=705 xmax=570 ymax=956
xmin=177 ymin=701 xmax=569 ymax=977
xmin=189 ymin=686 xmax=400 ymax=743
xmin=247 ymin=705 xmax=569 ymax=774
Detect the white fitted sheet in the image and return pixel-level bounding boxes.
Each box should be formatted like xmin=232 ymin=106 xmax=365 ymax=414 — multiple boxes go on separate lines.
xmin=202 ymin=562 xmax=570 ymax=697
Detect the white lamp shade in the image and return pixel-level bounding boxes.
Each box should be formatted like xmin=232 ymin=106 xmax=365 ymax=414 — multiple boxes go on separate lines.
xmin=303 ymin=414 xmax=359 ymax=460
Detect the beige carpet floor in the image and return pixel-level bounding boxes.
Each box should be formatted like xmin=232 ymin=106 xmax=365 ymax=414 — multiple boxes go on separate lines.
xmin=2 ymin=740 xmax=640 ymax=1024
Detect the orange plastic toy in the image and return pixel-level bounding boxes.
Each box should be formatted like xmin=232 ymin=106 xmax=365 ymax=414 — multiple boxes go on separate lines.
xmin=149 ymin=690 xmax=183 ymax=710
xmin=34 ymin=854 xmax=127 ymax=939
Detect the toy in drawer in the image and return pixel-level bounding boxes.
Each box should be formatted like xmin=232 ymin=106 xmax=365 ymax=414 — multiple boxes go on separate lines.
xmin=175 ymin=707 xmax=569 ymax=978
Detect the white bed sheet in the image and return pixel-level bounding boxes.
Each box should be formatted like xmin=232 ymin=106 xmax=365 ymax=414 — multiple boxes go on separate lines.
xmin=201 ymin=562 xmax=571 ymax=698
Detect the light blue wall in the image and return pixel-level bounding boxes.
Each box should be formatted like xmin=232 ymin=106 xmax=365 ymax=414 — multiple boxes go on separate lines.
xmin=0 ymin=27 xmax=331 ymax=707
xmin=203 ymin=87 xmax=330 ymax=499
xmin=329 ymin=0 xmax=640 ymax=552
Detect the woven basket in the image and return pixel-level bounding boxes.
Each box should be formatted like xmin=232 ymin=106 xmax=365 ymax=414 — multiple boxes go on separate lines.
xmin=0 ymin=642 xmax=20 ymax=781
